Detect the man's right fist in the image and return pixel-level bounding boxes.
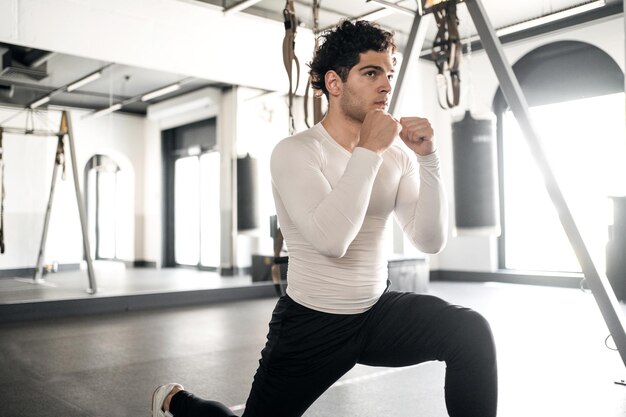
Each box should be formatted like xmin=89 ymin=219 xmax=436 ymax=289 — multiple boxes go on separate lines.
xmin=357 ymin=109 xmax=400 ymax=154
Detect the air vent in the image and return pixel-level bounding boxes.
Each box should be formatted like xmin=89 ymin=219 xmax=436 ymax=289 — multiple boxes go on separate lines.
xmin=0 ymin=51 xmax=48 ymax=81
xmin=0 ymin=84 xmax=14 ymax=98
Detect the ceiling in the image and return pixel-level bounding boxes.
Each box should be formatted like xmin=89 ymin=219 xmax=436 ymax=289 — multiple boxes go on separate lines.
xmin=0 ymin=43 xmax=223 ymax=117
xmin=0 ymin=0 xmax=621 ymax=118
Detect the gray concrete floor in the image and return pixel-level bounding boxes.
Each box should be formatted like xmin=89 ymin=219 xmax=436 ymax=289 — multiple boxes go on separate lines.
xmin=0 ymin=261 xmax=254 ymax=304
xmin=0 ymin=262 xmax=278 ymax=322
xmin=1 ymin=277 xmax=625 ymax=416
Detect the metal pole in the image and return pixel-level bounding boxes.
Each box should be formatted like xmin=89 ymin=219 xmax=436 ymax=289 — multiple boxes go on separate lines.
xmin=389 ymin=10 xmax=424 ymax=115
xmin=466 ymin=0 xmax=626 ymax=368
xmin=63 ymin=111 xmax=97 ymax=294
xmin=388 ymin=10 xmax=430 ymax=255
xmin=33 ymin=138 xmax=62 ymax=282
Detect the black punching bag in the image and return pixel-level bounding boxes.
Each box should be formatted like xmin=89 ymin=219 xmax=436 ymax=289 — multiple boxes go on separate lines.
xmin=607 ymin=196 xmax=626 ymax=301
xmin=237 ymin=154 xmax=258 ymax=231
xmin=451 ymin=111 xmax=500 ymax=235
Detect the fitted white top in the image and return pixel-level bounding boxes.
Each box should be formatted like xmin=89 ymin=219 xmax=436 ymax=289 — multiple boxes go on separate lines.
xmin=270 ymin=123 xmax=448 ymax=314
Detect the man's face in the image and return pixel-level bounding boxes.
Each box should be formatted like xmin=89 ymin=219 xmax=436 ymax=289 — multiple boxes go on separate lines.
xmin=339 ymin=49 xmax=395 ymax=123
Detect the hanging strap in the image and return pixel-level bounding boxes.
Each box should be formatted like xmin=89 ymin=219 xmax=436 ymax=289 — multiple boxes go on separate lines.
xmin=0 ymin=128 xmax=4 ymax=254
xmin=55 ymin=134 xmax=67 ymax=181
xmin=432 ymin=1 xmax=462 ymax=109
xmin=304 ymin=0 xmax=323 ymax=128
xmin=282 ymin=0 xmax=300 ymax=135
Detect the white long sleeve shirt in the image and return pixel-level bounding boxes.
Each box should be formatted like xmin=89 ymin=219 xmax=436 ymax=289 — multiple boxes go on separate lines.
xmin=270 ymin=123 xmax=448 ymax=314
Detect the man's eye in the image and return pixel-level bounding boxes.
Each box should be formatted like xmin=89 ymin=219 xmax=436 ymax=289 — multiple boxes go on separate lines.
xmin=388 ymin=75 xmax=394 ymax=81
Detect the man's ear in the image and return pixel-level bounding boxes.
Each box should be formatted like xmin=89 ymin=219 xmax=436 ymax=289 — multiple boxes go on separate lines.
xmin=325 ymin=70 xmax=342 ymax=97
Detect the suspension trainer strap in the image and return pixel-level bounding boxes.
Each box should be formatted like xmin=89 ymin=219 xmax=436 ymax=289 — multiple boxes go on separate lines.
xmin=0 ymin=128 xmax=4 ymax=254
xmin=432 ymin=1 xmax=461 ymax=109
xmin=304 ymin=0 xmax=322 ymax=128
xmin=55 ymin=134 xmax=67 ymax=181
xmin=58 ymin=110 xmax=69 ymax=181
xmin=283 ymin=0 xmax=300 ymax=134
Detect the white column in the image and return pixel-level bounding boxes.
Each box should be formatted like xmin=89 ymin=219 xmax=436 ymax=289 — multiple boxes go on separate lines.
xmin=219 ymin=87 xmax=238 ymax=272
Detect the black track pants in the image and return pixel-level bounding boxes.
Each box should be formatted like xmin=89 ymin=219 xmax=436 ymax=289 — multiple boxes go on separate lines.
xmin=170 ymin=291 xmax=498 ymax=417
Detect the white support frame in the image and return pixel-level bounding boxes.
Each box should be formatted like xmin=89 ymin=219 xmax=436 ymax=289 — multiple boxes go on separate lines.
xmin=2 ymin=111 xmax=97 ymax=293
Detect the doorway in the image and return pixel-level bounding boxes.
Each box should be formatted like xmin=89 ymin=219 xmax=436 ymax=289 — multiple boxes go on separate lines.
xmin=162 ymin=118 xmax=219 ymax=269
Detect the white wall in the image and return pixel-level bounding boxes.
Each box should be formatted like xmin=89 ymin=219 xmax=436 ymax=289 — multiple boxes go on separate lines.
xmin=235 ymin=88 xmax=293 ymax=265
xmin=0 ymin=0 xmax=315 ymax=95
xmin=140 ymin=119 xmax=162 ymax=265
xmin=0 ymin=107 xmax=147 ymax=269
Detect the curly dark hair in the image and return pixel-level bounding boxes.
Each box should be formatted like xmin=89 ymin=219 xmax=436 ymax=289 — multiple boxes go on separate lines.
xmin=309 ymin=20 xmax=396 ymax=99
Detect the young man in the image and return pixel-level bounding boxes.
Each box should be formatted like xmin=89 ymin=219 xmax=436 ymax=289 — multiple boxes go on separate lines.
xmin=153 ymin=19 xmax=497 ymax=417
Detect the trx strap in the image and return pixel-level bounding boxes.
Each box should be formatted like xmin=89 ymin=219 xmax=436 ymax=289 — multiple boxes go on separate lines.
xmin=55 ymin=133 xmax=67 ymax=181
xmin=57 ymin=111 xmax=68 ymax=181
xmin=283 ymin=0 xmax=300 ymax=135
xmin=304 ymin=0 xmax=323 ymax=128
xmin=0 ymin=128 xmax=4 ymax=254
xmin=432 ymin=1 xmax=462 ymax=109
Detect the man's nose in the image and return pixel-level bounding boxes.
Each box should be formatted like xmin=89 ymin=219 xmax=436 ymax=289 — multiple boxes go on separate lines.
xmin=379 ymin=77 xmax=392 ymax=93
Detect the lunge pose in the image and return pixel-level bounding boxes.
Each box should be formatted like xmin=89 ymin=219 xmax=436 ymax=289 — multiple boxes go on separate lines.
xmin=153 ymin=19 xmax=497 ymax=417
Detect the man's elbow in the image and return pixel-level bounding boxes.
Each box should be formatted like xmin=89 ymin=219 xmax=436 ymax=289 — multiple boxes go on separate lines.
xmin=419 ymin=242 xmax=446 ymax=254
xmin=416 ymin=235 xmax=447 ymax=254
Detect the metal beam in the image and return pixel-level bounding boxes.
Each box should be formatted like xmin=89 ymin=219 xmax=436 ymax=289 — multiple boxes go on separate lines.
xmin=388 ymin=8 xmax=431 ymax=255
xmin=389 ymin=10 xmax=425 ymax=115
xmin=33 ymin=136 xmax=63 ymax=283
xmin=64 ymin=111 xmax=97 ymax=293
xmin=466 ymin=0 xmax=626 ymax=368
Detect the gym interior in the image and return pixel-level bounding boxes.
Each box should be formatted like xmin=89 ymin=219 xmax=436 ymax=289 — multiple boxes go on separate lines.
xmin=0 ymin=0 xmax=625 ymax=416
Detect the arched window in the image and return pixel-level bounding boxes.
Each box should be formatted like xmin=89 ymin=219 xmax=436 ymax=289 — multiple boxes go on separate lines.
xmin=493 ymin=41 xmax=625 ymax=273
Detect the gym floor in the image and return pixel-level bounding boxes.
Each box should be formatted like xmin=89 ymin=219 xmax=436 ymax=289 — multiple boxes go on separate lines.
xmin=0 ymin=266 xmax=625 ymax=416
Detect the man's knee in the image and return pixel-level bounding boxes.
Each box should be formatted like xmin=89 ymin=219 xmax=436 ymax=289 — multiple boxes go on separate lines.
xmin=450 ymin=309 xmax=496 ymax=366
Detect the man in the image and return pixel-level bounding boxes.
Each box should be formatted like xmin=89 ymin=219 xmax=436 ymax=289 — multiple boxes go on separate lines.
xmin=153 ymin=19 xmax=497 ymax=417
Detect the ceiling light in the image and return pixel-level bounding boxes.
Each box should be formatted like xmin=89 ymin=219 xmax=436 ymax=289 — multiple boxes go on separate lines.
xmin=89 ymin=103 xmax=122 ymax=118
xmin=30 ymin=96 xmax=50 ymax=109
xmin=223 ymin=0 xmax=263 ymax=14
xmin=366 ymin=0 xmax=416 ymax=17
xmin=67 ymin=71 xmax=102 ymax=92
xmin=141 ymin=83 xmax=181 ymax=102
xmin=359 ymin=8 xmax=395 ymax=21
xmin=496 ymin=0 xmax=606 ymax=37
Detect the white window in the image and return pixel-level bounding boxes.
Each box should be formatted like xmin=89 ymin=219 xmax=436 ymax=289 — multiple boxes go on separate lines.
xmin=502 ymin=92 xmax=625 ymax=273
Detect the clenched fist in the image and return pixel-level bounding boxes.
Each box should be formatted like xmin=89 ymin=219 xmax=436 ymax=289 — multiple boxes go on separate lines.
xmin=357 ymin=110 xmax=401 ymax=154
xmin=399 ymin=117 xmax=436 ymax=156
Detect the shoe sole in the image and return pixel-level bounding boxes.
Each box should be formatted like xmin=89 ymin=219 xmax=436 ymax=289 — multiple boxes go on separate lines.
xmin=151 ymin=385 xmax=160 ymax=417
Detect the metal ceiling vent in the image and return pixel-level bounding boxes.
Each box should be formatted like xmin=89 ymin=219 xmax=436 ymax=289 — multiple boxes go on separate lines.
xmin=0 ymin=44 xmax=50 ymax=81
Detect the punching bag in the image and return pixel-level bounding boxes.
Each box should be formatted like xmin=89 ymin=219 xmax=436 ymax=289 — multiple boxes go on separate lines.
xmin=237 ymin=154 xmax=258 ymax=231
xmin=451 ymin=111 xmax=500 ymax=236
